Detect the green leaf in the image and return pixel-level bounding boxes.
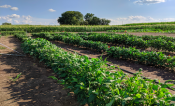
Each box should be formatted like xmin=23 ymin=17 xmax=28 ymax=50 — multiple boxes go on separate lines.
xmin=106 ymin=98 xmax=115 ymax=106
xmin=136 ymin=93 xmax=141 ymax=98
xmin=48 ymin=76 xmax=58 ymax=81
xmin=60 ymin=73 xmax=67 ymax=77
xmin=166 ymin=83 xmax=174 ymax=87
xmin=152 ymin=84 xmax=159 ymax=90
xmin=88 ymin=94 xmax=96 ymax=103
xmin=98 ymin=77 xmax=103 ymax=84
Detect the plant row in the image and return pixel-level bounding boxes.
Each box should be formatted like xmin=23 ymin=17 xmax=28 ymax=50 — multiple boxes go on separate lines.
xmin=14 ymin=33 xmax=175 ymax=106
xmin=121 ymin=22 xmax=175 ymax=26
xmin=0 ymin=31 xmax=26 ymax=36
xmin=31 ymin=32 xmax=175 ymax=70
xmin=77 ymin=32 xmax=175 ymax=42
xmin=32 ymin=32 xmax=108 ymax=53
xmin=56 ymin=32 xmax=175 ymax=53
xmin=1 ymin=24 xmax=175 ymax=32
xmin=106 ymin=29 xmax=175 ymax=33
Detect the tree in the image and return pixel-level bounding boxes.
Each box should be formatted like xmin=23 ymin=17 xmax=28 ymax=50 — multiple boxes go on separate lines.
xmin=84 ymin=13 xmax=111 ymax=25
xmin=57 ymin=11 xmax=84 ymax=25
xmin=2 ymin=22 xmax=11 ymax=25
xmin=89 ymin=16 xmax=101 ymax=25
xmin=84 ymin=13 xmax=94 ymax=24
xmin=99 ymin=18 xmax=111 ymax=25
xmin=80 ymin=20 xmax=88 ymax=25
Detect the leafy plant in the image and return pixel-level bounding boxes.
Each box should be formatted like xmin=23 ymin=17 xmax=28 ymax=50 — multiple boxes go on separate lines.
xmin=0 ymin=46 xmax=6 ymax=49
xmin=14 ymin=33 xmax=175 ymax=106
xmin=9 ymin=73 xmax=22 ymax=82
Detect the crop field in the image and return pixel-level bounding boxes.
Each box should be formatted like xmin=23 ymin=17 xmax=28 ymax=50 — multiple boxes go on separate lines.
xmin=1 ymin=23 xmax=175 ymax=106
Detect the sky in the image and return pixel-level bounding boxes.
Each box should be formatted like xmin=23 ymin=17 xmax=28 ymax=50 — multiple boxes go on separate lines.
xmin=0 ymin=0 xmax=175 ymax=25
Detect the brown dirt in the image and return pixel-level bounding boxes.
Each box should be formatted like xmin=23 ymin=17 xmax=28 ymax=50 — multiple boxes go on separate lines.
xmin=0 ymin=35 xmax=85 ymax=106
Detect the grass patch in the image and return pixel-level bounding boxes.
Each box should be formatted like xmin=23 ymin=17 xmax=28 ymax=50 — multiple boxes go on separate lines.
xmin=9 ymin=73 xmax=22 ymax=82
xmin=0 ymin=46 xmax=6 ymax=49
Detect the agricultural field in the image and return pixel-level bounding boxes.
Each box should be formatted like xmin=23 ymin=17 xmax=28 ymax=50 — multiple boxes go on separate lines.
xmin=1 ymin=23 xmax=175 ymax=106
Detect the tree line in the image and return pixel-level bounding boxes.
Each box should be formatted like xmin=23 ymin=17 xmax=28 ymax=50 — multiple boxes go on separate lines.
xmin=57 ymin=11 xmax=111 ymax=25
xmin=2 ymin=22 xmax=12 ymax=25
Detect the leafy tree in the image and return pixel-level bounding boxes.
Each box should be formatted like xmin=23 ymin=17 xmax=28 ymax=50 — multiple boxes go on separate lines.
xmin=84 ymin=13 xmax=94 ymax=24
xmin=2 ymin=22 xmax=11 ymax=25
xmin=99 ymin=18 xmax=111 ymax=25
xmin=84 ymin=13 xmax=111 ymax=25
xmin=89 ymin=16 xmax=101 ymax=25
xmin=80 ymin=20 xmax=88 ymax=25
xmin=57 ymin=11 xmax=84 ymax=25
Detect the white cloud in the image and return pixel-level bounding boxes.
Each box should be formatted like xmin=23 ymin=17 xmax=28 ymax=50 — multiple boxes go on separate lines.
xmin=22 ymin=15 xmax=32 ymax=20
xmin=0 ymin=5 xmax=11 ymax=8
xmin=10 ymin=7 xmax=18 ymax=11
xmin=0 ymin=14 xmax=58 ymax=25
xmin=7 ymin=19 xmax=12 ymax=23
xmin=22 ymin=20 xmax=33 ymax=24
xmin=8 ymin=14 xmax=20 ymax=18
xmin=134 ymin=0 xmax=166 ymax=5
xmin=0 ymin=14 xmax=20 ymax=24
xmin=128 ymin=16 xmax=146 ymax=20
xmin=108 ymin=15 xmax=175 ymax=25
xmin=48 ymin=9 xmax=56 ymax=12
xmin=14 ymin=20 xmax=20 ymax=24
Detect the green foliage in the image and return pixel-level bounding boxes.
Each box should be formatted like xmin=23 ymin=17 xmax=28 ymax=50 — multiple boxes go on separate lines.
xmin=0 ymin=31 xmax=26 ymax=36
xmin=2 ymin=22 xmax=11 ymax=25
xmin=57 ymin=11 xmax=84 ymax=25
xmin=107 ymin=29 xmax=175 ymax=33
xmin=80 ymin=20 xmax=89 ymax=25
xmin=89 ymin=16 xmax=101 ymax=25
xmin=32 ymin=32 xmax=108 ymax=53
xmin=1 ymin=24 xmax=175 ymax=33
xmin=84 ymin=13 xmax=95 ymax=24
xmin=14 ymin=33 xmax=175 ymax=106
xmin=0 ymin=46 xmax=6 ymax=49
xmin=9 ymin=73 xmax=22 ymax=82
xmin=14 ymin=33 xmax=31 ymax=42
xmin=107 ymin=46 xmax=175 ymax=70
xmin=31 ymin=32 xmax=175 ymax=70
xmin=121 ymin=21 xmax=175 ymax=26
xmin=99 ymin=18 xmax=111 ymax=25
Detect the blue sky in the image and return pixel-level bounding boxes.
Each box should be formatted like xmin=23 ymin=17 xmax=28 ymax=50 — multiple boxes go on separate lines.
xmin=0 ymin=0 xmax=174 ymax=25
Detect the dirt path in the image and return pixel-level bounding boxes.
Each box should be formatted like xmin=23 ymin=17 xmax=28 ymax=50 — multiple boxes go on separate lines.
xmin=0 ymin=35 xmax=82 ymax=106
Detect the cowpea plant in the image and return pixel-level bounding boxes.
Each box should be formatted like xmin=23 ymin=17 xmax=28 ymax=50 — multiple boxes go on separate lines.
xmin=31 ymin=32 xmax=175 ymax=70
xmin=14 ymin=33 xmax=175 ymax=106
xmin=32 ymin=32 xmax=108 ymax=53
xmin=75 ymin=32 xmax=175 ymax=52
xmin=107 ymin=46 xmax=175 ymax=70
xmin=32 ymin=32 xmax=175 ymax=53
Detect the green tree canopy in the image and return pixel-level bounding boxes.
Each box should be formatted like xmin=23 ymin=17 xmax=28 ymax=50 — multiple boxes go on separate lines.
xmin=2 ymin=22 xmax=11 ymax=25
xmin=57 ymin=11 xmax=84 ymax=25
xmin=84 ymin=13 xmax=94 ymax=23
xmin=57 ymin=11 xmax=111 ymax=25
xmin=99 ymin=18 xmax=111 ymax=25
xmin=89 ymin=16 xmax=101 ymax=25
xmin=84 ymin=13 xmax=111 ymax=25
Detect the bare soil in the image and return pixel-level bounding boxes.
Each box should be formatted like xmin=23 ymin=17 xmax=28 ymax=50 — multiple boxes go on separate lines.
xmin=0 ymin=35 xmax=83 ymax=106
